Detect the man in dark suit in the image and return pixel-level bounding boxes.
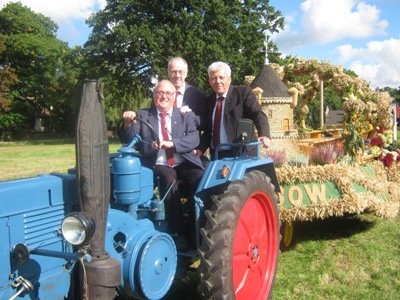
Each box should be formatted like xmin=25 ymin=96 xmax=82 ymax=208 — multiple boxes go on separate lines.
xmin=167 ymin=57 xmax=207 ymax=130
xmin=119 ymin=80 xmax=204 ymax=249
xmin=197 ymin=61 xmax=272 ymax=160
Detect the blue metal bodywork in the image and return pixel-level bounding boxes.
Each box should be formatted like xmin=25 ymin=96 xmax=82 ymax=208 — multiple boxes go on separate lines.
xmin=0 ymin=173 xmax=79 ymax=299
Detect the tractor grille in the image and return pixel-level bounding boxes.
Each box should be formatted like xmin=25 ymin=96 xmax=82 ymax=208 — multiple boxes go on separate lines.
xmin=23 ymin=204 xmax=65 ymax=248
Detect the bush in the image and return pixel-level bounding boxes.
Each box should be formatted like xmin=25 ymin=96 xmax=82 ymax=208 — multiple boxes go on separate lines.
xmin=287 ymin=152 xmax=309 ymax=167
xmin=309 ymin=142 xmax=344 ymax=165
xmin=265 ymin=148 xmax=287 ymax=168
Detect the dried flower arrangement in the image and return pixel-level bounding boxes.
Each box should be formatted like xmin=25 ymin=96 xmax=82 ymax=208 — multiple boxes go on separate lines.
xmin=287 ymin=152 xmax=309 ymax=167
xmin=309 ymin=142 xmax=344 ymax=166
xmin=369 ymin=131 xmax=400 ymax=168
xmin=265 ymin=148 xmax=287 ymax=168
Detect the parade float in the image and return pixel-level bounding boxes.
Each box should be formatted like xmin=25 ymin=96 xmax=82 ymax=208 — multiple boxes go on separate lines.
xmin=249 ymin=57 xmax=400 ymax=250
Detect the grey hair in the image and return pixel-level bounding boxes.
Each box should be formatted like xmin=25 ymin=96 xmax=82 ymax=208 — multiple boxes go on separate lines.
xmin=208 ymin=61 xmax=231 ymax=78
xmin=153 ymin=79 xmax=176 ymax=94
xmin=167 ymin=57 xmax=188 ymax=71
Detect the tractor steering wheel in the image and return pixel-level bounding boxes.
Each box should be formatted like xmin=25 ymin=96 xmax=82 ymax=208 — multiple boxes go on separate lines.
xmin=117 ymin=117 xmax=160 ymax=149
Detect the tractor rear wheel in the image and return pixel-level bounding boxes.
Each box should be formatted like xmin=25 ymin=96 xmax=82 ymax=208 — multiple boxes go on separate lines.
xmin=197 ymin=170 xmax=280 ymax=300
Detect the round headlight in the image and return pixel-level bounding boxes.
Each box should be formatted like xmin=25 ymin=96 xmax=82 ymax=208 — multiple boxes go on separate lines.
xmin=61 ymin=212 xmax=95 ymax=246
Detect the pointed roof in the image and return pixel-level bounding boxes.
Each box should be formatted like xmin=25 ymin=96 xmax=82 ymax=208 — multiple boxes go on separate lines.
xmin=250 ymin=64 xmax=290 ymax=98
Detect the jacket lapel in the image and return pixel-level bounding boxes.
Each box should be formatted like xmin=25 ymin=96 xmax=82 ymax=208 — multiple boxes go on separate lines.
xmin=148 ymin=107 xmax=160 ymax=136
xmin=170 ymin=107 xmax=180 ymax=138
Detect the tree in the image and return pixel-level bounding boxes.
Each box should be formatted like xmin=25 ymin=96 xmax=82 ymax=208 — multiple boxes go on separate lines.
xmin=0 ymin=34 xmax=17 ymax=114
xmin=84 ymin=0 xmax=284 ymax=123
xmin=0 ymin=2 xmax=68 ymax=138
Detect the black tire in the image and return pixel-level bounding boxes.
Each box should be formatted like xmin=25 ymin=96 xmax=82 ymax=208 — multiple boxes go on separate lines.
xmin=197 ymin=170 xmax=280 ymax=300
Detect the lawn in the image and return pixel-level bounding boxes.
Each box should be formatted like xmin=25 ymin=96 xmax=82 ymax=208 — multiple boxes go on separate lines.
xmin=0 ymin=138 xmax=399 ymax=299
xmin=0 ymin=138 xmax=121 ymax=181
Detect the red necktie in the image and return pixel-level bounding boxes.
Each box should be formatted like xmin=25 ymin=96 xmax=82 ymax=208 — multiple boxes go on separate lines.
xmin=212 ymin=96 xmax=224 ymax=148
xmin=174 ymin=91 xmax=180 ymax=107
xmin=160 ymin=113 xmax=175 ymax=167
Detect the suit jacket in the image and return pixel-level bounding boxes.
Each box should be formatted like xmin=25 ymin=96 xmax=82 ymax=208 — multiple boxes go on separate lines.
xmin=199 ymin=85 xmax=271 ymax=153
xmin=182 ymin=84 xmax=207 ymax=131
xmin=119 ymin=106 xmax=204 ymax=170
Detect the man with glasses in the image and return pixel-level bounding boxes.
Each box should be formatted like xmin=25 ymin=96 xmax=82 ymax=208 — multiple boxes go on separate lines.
xmin=119 ymin=80 xmax=204 ymax=250
xmin=167 ymin=57 xmax=207 ymax=131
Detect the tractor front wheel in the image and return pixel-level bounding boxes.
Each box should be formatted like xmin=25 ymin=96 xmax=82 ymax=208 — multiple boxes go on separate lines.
xmin=197 ymin=170 xmax=280 ymax=300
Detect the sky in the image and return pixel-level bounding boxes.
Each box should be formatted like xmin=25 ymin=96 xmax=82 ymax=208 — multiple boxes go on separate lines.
xmin=269 ymin=0 xmax=400 ymax=89
xmin=1 ymin=0 xmax=399 ymax=89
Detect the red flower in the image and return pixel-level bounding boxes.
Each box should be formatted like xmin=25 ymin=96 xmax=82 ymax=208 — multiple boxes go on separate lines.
xmin=382 ymin=153 xmax=394 ymax=168
xmin=370 ymin=136 xmax=383 ymax=148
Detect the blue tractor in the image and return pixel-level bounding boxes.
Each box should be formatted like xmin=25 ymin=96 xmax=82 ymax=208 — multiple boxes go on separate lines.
xmin=0 ymin=80 xmax=281 ymax=300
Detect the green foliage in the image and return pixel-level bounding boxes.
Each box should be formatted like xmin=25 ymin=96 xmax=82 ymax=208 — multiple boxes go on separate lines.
xmin=287 ymin=152 xmax=309 ymax=167
xmin=0 ymin=112 xmax=27 ymax=140
xmin=0 ymin=34 xmax=17 ymax=114
xmin=0 ymin=2 xmax=70 ymax=138
xmin=343 ymin=127 xmax=365 ymax=164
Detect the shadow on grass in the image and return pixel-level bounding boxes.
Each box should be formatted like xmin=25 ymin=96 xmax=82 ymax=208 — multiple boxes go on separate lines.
xmin=291 ymin=213 xmax=377 ymax=246
xmin=162 ymin=269 xmax=201 ymax=300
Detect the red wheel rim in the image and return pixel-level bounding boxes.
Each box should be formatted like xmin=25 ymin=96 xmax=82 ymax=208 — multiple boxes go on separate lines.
xmin=232 ymin=191 xmax=278 ymax=300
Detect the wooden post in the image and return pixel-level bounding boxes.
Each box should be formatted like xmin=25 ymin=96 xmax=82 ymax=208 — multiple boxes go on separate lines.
xmin=320 ymin=80 xmax=324 ymax=128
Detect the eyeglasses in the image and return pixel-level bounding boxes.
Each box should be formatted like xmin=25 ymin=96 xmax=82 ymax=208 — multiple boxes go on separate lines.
xmin=169 ymin=70 xmax=186 ymax=76
xmin=155 ymin=91 xmax=175 ymax=97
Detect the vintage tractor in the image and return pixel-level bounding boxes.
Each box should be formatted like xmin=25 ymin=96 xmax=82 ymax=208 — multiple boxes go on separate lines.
xmin=0 ymin=80 xmax=281 ymax=299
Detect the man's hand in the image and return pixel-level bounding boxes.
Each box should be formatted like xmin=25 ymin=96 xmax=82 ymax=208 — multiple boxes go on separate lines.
xmin=152 ymin=140 xmax=174 ymax=150
xmin=194 ymin=149 xmax=203 ymax=156
xmin=258 ymin=136 xmax=272 ymax=148
xmin=180 ymin=105 xmax=192 ymax=113
xmin=122 ymin=111 xmax=136 ymax=129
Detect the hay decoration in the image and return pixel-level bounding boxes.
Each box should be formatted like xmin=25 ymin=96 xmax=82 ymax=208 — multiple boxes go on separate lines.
xmin=387 ymin=162 xmax=400 ymax=183
xmin=270 ymin=58 xmax=392 ymax=132
xmin=277 ymin=162 xmax=400 ymax=222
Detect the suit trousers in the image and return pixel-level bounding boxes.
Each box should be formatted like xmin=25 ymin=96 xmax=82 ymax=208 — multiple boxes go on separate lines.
xmin=154 ymin=161 xmax=204 ymax=233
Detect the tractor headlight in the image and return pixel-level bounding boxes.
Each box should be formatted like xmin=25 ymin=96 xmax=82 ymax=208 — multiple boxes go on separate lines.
xmin=61 ymin=212 xmax=95 ymax=246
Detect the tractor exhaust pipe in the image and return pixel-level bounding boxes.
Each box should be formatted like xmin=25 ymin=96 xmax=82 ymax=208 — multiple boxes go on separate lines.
xmin=76 ymin=80 xmax=121 ymax=299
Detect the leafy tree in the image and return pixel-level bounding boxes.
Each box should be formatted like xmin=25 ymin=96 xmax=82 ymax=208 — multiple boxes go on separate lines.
xmin=84 ymin=0 xmax=284 ymax=120
xmin=0 ymin=2 xmax=68 ymax=138
xmin=0 ymin=34 xmax=17 ymax=113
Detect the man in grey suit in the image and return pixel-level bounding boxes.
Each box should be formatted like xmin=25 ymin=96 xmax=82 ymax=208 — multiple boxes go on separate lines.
xmin=197 ymin=61 xmax=272 ymax=160
xmin=119 ymin=80 xmax=204 ymax=249
xmin=167 ymin=57 xmax=207 ymax=130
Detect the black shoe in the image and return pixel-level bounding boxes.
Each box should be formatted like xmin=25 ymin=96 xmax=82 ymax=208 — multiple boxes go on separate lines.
xmin=172 ymin=233 xmax=189 ymax=251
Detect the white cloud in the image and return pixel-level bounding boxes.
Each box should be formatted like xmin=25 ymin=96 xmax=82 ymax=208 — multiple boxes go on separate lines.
xmin=272 ymin=0 xmax=388 ymax=50
xmin=0 ymin=0 xmax=106 ymax=45
xmin=337 ymin=38 xmax=400 ymax=88
xmin=0 ymin=0 xmax=106 ymax=21
xmin=301 ymin=0 xmax=387 ymax=43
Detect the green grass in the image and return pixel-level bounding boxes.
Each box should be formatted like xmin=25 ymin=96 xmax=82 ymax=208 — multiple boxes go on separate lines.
xmin=1 ymin=138 xmax=399 ymax=299
xmin=0 ymin=138 xmax=121 ymax=181
xmin=274 ymin=214 xmax=400 ymax=300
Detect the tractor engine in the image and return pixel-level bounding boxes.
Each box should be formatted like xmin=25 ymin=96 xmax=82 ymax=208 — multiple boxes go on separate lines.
xmin=106 ymin=143 xmax=177 ymax=299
